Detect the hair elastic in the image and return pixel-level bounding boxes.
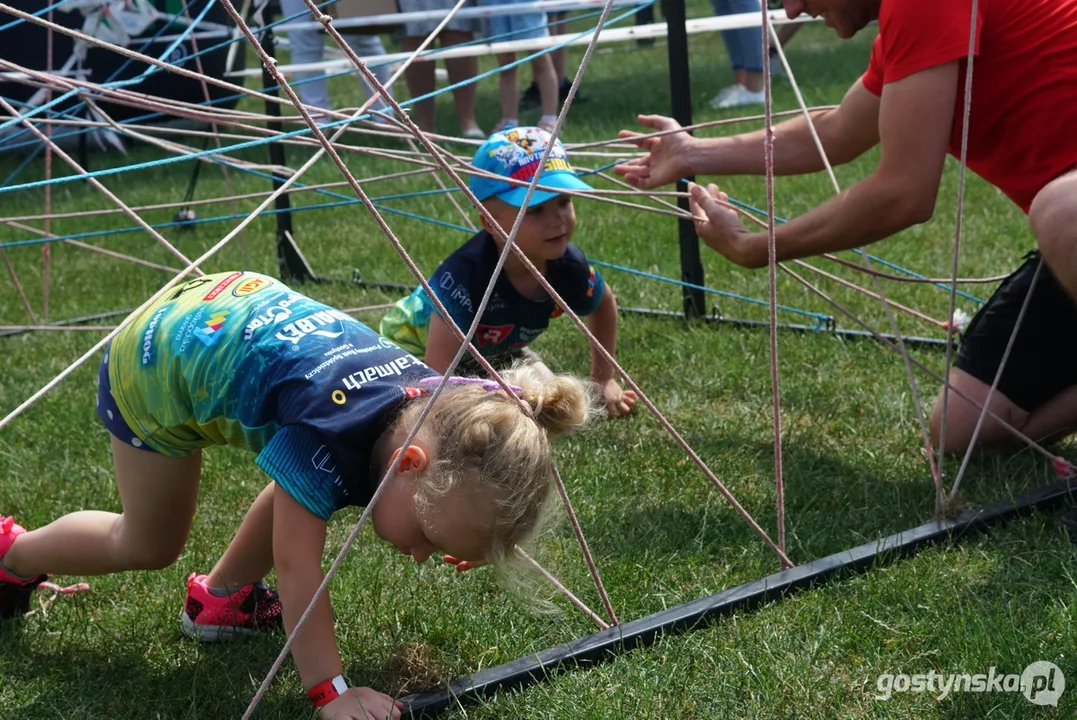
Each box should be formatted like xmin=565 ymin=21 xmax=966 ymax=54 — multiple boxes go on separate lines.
xmin=419 ymin=376 xmax=524 ymax=395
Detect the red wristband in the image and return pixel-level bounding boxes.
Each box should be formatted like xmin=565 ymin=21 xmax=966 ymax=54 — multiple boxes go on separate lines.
xmin=308 ymin=675 xmax=348 ymax=708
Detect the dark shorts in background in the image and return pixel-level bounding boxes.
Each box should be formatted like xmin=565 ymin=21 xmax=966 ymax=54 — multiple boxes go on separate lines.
xmin=955 ymin=251 xmax=1077 ymax=412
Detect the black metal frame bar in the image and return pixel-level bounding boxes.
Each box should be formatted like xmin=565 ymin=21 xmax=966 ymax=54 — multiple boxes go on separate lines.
xmin=401 ymin=477 xmax=1077 ymax=717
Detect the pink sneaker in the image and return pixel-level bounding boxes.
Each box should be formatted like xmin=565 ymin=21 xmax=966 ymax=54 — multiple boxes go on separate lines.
xmin=180 ymin=573 xmax=283 ymax=642
xmin=0 ymin=516 xmax=48 ymax=619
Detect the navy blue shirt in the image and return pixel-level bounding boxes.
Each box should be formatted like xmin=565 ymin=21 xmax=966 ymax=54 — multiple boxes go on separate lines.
xmin=379 ymin=230 xmax=606 ymax=358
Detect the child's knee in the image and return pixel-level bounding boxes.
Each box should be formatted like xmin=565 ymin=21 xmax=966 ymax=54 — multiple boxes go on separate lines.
xmin=118 ymin=530 xmax=185 ymax=570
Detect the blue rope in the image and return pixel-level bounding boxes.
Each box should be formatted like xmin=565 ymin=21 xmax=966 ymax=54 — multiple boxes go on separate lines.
xmin=0 ymin=0 xmax=650 ymax=189
xmin=0 ymin=157 xmax=624 ymax=248
xmin=724 ymin=196 xmax=986 ymax=305
xmin=1 ymin=1 xmax=825 ymax=325
xmin=138 ymin=0 xmax=219 ymax=80
xmin=0 ymin=0 xmax=349 ymax=151
xmin=589 ymin=259 xmax=832 ymax=326
xmin=2 ymin=4 xmax=195 ymax=151
xmin=0 ymin=1 xmax=627 ymax=153
xmin=1 ymin=143 xmax=44 ymax=188
xmin=0 ymin=0 xmax=81 ymax=32
xmin=0 ymin=193 xmax=474 ymax=250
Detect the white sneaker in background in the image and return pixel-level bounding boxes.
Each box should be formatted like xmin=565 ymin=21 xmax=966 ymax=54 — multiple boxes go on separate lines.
xmin=709 ymin=84 xmax=742 ymax=109
xmin=715 ymin=84 xmax=766 ymax=109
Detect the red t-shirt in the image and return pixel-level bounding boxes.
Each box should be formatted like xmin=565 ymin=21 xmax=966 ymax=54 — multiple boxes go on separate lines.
xmin=861 ymin=0 xmax=1077 ymax=213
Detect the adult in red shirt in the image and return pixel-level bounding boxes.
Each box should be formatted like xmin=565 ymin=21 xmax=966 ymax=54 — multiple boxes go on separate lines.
xmin=615 ymin=0 xmax=1077 ymax=458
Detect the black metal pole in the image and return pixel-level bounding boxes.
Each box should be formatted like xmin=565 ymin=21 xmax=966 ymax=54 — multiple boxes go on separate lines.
xmin=663 ymin=0 xmax=706 ymax=319
xmin=260 ymin=26 xmax=315 ymax=282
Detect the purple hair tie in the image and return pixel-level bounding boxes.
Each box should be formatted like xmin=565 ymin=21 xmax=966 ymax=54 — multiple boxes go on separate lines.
xmin=419 ymin=376 xmax=524 ymax=394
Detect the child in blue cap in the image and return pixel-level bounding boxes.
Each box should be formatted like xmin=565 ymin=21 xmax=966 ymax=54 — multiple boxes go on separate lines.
xmin=381 ymin=126 xmax=636 ymax=418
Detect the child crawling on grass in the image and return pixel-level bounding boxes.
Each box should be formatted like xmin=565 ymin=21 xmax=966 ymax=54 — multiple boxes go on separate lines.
xmin=381 ymin=126 xmax=637 ymax=418
xmin=0 ymin=270 xmax=595 ymax=719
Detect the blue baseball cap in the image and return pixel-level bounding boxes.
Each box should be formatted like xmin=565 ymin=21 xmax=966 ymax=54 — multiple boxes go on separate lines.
xmin=469 ymin=126 xmax=592 ymax=207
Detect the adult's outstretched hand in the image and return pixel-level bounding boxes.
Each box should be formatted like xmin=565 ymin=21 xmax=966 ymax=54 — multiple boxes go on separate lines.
xmin=613 ymin=114 xmax=695 ymax=190
xmin=689 ymin=182 xmax=767 ymax=269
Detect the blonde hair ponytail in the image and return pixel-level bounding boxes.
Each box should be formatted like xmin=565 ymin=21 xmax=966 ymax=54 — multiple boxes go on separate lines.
xmin=499 ymin=364 xmax=594 ymax=439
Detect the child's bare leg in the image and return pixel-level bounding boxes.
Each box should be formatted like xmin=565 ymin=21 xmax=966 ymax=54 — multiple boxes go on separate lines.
xmin=532 ymin=54 xmax=560 ymax=119
xmin=205 ymin=482 xmax=276 ymax=591
xmin=4 ymin=435 xmax=201 ymax=577
xmin=497 ymin=53 xmax=519 ymax=123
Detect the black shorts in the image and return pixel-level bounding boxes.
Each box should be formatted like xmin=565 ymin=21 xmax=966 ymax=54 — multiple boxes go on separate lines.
xmin=954 ymin=251 xmax=1077 ymax=412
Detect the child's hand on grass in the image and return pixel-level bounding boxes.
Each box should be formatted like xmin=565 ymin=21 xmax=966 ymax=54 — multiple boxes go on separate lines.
xmin=319 ymin=687 xmax=402 ymax=720
xmin=602 ymin=378 xmax=637 ymax=418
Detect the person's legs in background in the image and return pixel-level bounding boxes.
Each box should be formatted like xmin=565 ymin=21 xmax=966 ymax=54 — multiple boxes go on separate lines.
xmin=494 ymin=51 xmax=521 ymax=130
xmin=482 ymin=0 xmax=556 ymax=130
xmin=400 ymin=34 xmax=438 ymax=131
xmin=344 ymin=33 xmax=394 ymax=115
xmin=709 ymin=0 xmax=765 ymax=109
xmin=440 ymin=29 xmax=483 ymax=137
xmin=279 ymin=0 xmax=331 ymax=113
xmin=399 ymin=1 xmax=482 ymax=137
xmin=521 ymin=10 xmax=585 ymax=111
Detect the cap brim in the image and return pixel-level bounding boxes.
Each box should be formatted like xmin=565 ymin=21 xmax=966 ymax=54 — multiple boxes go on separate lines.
xmin=495 ymin=172 xmax=593 ymax=207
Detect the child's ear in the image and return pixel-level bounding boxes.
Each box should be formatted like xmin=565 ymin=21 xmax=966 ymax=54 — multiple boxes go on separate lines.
xmin=479 ymin=213 xmax=494 ymax=234
xmin=389 ymin=445 xmax=428 ymax=474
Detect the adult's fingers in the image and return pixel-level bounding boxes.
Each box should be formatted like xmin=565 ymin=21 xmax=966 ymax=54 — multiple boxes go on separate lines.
xmin=616 ymin=128 xmax=657 ymax=150
xmin=636 ymin=113 xmax=680 ymax=132
xmin=616 ymin=167 xmax=655 ymax=189
xmin=688 ymin=181 xmax=728 ymax=222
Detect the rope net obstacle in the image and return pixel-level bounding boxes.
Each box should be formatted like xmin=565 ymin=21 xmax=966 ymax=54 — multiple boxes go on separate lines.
xmin=1 ymin=0 xmax=1071 ymax=716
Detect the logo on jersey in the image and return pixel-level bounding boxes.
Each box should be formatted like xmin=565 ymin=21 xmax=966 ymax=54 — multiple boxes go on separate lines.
xmin=311 ymin=445 xmax=337 ymax=475
xmin=193 ymin=310 xmax=230 ymax=347
xmin=232 ymin=277 xmax=272 ymax=297
xmin=341 ymin=355 xmax=428 ymax=391
xmin=275 ymin=309 xmax=349 ymax=346
xmin=202 ymin=272 xmax=244 ymax=301
xmin=244 ymin=293 xmax=300 ymax=340
xmin=140 ymin=304 xmax=172 ymax=365
xmin=476 ymin=324 xmax=514 ymax=347
xmin=587 ymin=266 xmax=598 ymax=298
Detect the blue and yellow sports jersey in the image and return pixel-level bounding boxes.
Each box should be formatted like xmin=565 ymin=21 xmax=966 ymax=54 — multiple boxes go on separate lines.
xmin=108 ymin=271 xmax=437 ymax=519
xmin=379 ymin=230 xmax=605 ymax=358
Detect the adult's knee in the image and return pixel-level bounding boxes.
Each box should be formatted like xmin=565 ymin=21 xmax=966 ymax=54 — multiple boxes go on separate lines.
xmin=928 ymin=375 xmax=1027 ymax=458
xmin=929 ymin=390 xmax=975 ymax=455
xmin=1030 ymin=178 xmax=1077 ymax=257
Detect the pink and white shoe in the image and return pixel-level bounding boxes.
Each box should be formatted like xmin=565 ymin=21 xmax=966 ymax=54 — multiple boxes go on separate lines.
xmin=180 ymin=573 xmax=283 ymax=642
xmin=0 ymin=516 xmax=48 ymax=619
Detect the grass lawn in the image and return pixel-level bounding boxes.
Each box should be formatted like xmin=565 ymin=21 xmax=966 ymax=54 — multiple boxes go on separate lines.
xmin=1 ymin=4 xmax=1074 ymax=717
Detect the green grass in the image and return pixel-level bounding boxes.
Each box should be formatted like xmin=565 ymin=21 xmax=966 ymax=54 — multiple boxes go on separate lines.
xmin=1 ymin=7 xmax=1075 ymax=718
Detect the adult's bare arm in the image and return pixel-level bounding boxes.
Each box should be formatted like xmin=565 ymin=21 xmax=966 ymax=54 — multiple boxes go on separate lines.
xmin=689 ymin=63 xmax=958 ymax=267
xmin=614 ymin=80 xmax=881 ymax=189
